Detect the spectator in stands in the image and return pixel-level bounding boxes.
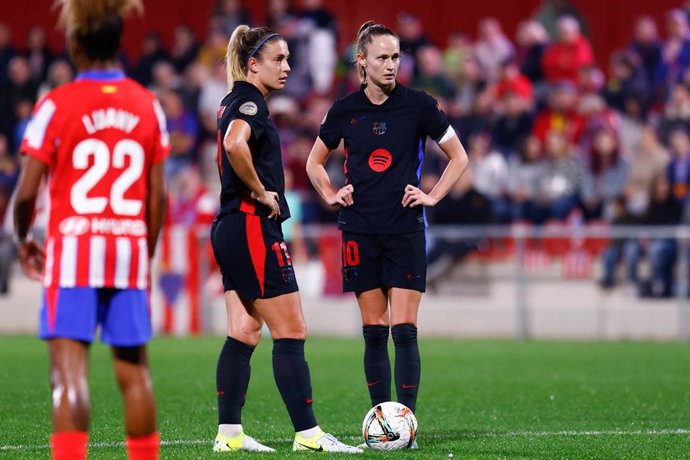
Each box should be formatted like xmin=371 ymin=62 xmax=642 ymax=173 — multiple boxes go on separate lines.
xmin=577 ymin=64 xmax=605 ymax=96
xmin=657 ymin=83 xmax=690 ymax=144
xmin=533 ymin=0 xmax=589 ymax=40
xmin=396 ymin=12 xmax=430 ymax=82
xmin=0 ymin=23 xmax=16 ymax=85
xmin=454 ymin=89 xmax=495 ymax=144
xmin=442 ymin=31 xmax=473 ymax=86
xmin=494 ymin=58 xmax=533 ymax=106
xmin=12 ymin=99 xmax=33 ymax=152
xmin=150 ymin=60 xmax=181 ymax=94
xmin=539 ymin=130 xmax=585 ymax=221
xmin=626 ymin=125 xmax=670 ymax=216
xmin=541 ymin=16 xmax=594 ymax=84
xmin=515 ymin=20 xmax=549 ymax=87
xmin=474 ymin=18 xmax=514 ymax=83
xmin=577 ymin=93 xmax=620 ymax=165
xmin=451 ymin=55 xmax=487 ymax=117
xmin=267 ymin=0 xmax=298 ymax=29
xmin=413 ymin=45 xmax=455 ymax=100
xmin=214 ymin=0 xmax=252 ymax=35
xmin=639 ymin=175 xmax=682 ymax=298
xmin=581 ymin=127 xmax=629 ymax=221
xmin=0 ymin=133 xmax=17 ymax=294
xmin=299 ymin=0 xmax=338 ymax=94
xmin=24 ymin=26 xmax=53 ymax=83
xmin=532 ymin=81 xmax=584 ymax=144
xmin=160 ymin=89 xmax=199 ymax=176
xmin=507 ymin=135 xmax=548 ymax=222
xmin=599 ymin=195 xmax=642 ymax=290
xmin=659 ymin=9 xmax=690 ymax=94
xmin=629 ymin=16 xmax=663 ymax=102
xmin=603 ymin=51 xmax=651 ymax=114
xmin=0 ymin=56 xmax=37 ymax=150
xmin=197 ymin=23 xmax=229 ymax=69
xmin=469 ymin=132 xmax=511 ymax=223
xmin=170 ymin=25 xmax=200 ymax=73
xmin=37 ymin=59 xmax=74 ymax=100
xmin=666 ymin=127 xmax=690 ymax=204
xmin=427 ymin=169 xmax=491 ymax=284
xmin=131 ymin=32 xmax=169 ymax=87
xmin=492 ymin=90 xmax=533 ymax=157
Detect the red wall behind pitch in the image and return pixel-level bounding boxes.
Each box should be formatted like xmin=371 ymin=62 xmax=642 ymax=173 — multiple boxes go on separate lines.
xmin=0 ymin=0 xmax=684 ymax=69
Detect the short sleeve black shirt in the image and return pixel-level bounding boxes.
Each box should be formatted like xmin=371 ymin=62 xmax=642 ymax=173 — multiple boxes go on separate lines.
xmin=319 ymin=84 xmax=450 ymax=234
xmin=216 ymin=81 xmax=290 ymax=221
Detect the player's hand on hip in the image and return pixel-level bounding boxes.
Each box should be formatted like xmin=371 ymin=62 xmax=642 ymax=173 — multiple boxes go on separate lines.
xmin=331 ymin=184 xmax=354 ymax=207
xmin=18 ymin=240 xmax=45 ymax=281
xmin=251 ymin=190 xmax=281 ymax=219
xmin=402 ymin=184 xmax=438 ymax=207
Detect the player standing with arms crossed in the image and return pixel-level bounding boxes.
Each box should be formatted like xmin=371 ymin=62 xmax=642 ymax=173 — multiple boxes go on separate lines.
xmin=13 ymin=1 xmax=168 ymax=459
xmin=210 ymin=25 xmax=361 ymax=454
xmin=306 ymin=21 xmax=468 ymax=447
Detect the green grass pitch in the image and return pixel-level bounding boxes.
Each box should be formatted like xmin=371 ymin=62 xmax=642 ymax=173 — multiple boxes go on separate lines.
xmin=2 ymin=336 xmax=690 ymax=458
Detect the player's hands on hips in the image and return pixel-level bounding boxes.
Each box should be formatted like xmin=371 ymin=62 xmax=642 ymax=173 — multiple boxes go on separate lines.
xmin=251 ymin=190 xmax=281 ymax=219
xmin=17 ymin=239 xmax=44 ymax=281
xmin=329 ymin=184 xmax=354 ymax=207
xmin=402 ymin=184 xmax=438 ymax=207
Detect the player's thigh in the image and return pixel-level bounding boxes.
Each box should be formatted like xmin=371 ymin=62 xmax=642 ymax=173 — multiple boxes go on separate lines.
xmin=99 ymin=288 xmax=152 ymax=347
xmin=342 ymin=231 xmax=383 ymax=293
xmin=388 ymin=287 xmax=422 ymax=326
xmin=48 ymin=338 xmax=90 ymax=387
xmin=356 ymin=287 xmax=390 ymax=326
xmin=225 ymin=290 xmax=263 ymax=346
xmin=381 ymin=231 xmax=427 ymax=292
xmin=212 ymin=212 xmax=298 ymax=299
xmin=252 ymin=291 xmax=306 ymax=340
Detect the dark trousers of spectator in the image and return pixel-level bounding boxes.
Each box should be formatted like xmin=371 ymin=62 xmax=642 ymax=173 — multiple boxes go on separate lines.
xmin=600 ymin=240 xmax=642 ymax=289
xmin=644 ymin=239 xmax=677 ymax=298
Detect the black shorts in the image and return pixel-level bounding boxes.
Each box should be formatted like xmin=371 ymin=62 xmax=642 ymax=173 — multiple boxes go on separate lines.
xmin=341 ymin=231 xmax=426 ymax=293
xmin=211 ymin=212 xmax=298 ymax=300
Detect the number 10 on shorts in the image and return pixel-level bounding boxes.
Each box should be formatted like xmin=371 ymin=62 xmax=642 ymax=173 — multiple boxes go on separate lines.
xmin=343 ymin=240 xmax=360 ymax=266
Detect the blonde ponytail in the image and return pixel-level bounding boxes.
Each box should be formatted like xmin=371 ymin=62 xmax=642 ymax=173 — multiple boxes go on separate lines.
xmin=227 ymin=25 xmax=250 ymax=92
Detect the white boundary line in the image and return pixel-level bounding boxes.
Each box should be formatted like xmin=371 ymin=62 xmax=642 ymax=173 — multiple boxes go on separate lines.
xmin=2 ymin=429 xmax=690 ymax=452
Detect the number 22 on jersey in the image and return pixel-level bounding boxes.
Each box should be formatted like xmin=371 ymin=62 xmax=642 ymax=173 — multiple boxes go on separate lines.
xmin=71 ymin=138 xmax=144 ymax=216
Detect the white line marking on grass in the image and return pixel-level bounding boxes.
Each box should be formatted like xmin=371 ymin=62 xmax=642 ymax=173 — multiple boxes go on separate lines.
xmin=3 ymin=429 xmax=689 ymax=451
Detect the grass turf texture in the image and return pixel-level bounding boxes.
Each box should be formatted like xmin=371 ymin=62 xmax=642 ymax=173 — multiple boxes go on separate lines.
xmin=1 ymin=337 xmax=690 ymax=459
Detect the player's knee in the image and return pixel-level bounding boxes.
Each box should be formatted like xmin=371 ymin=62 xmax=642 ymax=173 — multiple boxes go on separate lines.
xmin=229 ymin=328 xmax=262 ymax=347
xmin=363 ymin=324 xmax=390 ymax=345
xmin=269 ymin=323 xmax=307 ymax=341
xmin=391 ymin=323 xmax=418 ymax=345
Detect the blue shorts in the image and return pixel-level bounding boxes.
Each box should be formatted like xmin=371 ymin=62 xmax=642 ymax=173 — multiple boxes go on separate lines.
xmin=39 ymin=287 xmax=152 ymax=346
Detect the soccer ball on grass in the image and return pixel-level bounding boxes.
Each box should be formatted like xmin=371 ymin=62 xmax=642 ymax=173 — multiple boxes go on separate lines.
xmin=361 ymin=401 xmax=417 ymax=451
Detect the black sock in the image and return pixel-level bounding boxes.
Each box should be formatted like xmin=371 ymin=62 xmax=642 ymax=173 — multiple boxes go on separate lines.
xmin=216 ymin=336 xmax=254 ymax=425
xmin=392 ymin=324 xmax=420 ymax=412
xmin=363 ymin=325 xmax=391 ymax=406
xmin=272 ymin=338 xmax=318 ymax=431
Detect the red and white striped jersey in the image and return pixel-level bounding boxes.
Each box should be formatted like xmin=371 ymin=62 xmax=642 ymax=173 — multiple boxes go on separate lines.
xmin=21 ymin=70 xmax=170 ymax=289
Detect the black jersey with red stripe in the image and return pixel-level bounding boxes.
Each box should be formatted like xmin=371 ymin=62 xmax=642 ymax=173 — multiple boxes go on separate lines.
xmin=216 ymin=81 xmax=290 ymax=221
xmin=318 ymin=84 xmax=450 ymax=234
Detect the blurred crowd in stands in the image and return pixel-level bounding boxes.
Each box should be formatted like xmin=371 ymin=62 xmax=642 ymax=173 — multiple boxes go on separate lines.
xmin=2 ymin=0 xmax=690 ymax=297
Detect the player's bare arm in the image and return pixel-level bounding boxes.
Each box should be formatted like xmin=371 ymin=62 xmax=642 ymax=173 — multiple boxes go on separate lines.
xmin=13 ymin=156 xmax=48 ymax=280
xmin=224 ymin=118 xmax=280 ymax=219
xmin=146 ymin=161 xmax=167 ymax=259
xmin=402 ymin=133 xmax=468 ymax=208
xmin=306 ymin=137 xmax=354 ymax=207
